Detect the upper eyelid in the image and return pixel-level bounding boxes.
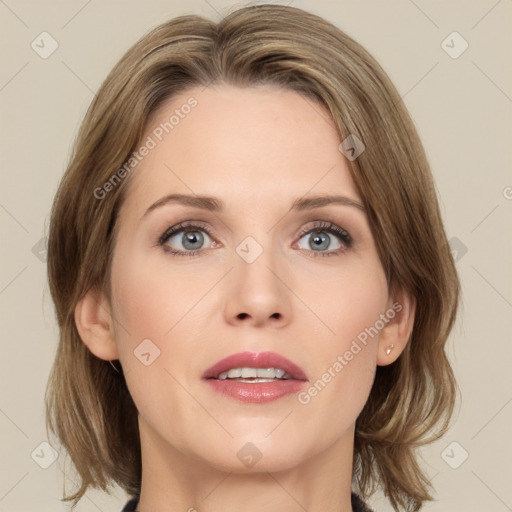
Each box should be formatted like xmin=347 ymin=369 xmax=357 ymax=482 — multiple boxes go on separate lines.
xmin=158 ymin=220 xmax=212 ymax=244
xmin=159 ymin=220 xmax=353 ymax=245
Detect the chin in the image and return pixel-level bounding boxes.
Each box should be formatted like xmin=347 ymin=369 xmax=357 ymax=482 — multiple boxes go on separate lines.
xmin=190 ymin=436 xmax=315 ymax=474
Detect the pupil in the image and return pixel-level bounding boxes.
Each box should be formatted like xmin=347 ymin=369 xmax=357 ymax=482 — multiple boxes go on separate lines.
xmin=311 ymin=232 xmax=329 ymax=251
xmin=183 ymin=231 xmax=203 ymax=250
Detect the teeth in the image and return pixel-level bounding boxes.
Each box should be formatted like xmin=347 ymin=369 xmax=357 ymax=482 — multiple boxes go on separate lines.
xmin=217 ymin=367 xmax=292 ymax=380
xmin=241 ymin=368 xmax=257 ymax=378
xmin=274 ymin=368 xmax=286 ymax=378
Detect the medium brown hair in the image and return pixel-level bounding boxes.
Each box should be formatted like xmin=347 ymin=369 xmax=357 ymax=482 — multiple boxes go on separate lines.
xmin=44 ymin=4 xmax=460 ymax=511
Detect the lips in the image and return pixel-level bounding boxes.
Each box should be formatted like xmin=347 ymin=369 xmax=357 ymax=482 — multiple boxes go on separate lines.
xmin=202 ymin=351 xmax=308 ymax=404
xmin=202 ymin=351 xmax=308 ymax=381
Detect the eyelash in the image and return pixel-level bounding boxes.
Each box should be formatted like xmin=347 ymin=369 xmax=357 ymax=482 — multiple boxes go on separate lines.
xmin=157 ymin=220 xmax=353 ymax=258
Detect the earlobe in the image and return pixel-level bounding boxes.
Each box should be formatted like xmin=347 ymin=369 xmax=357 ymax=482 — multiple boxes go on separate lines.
xmin=377 ymin=289 xmax=416 ymax=366
xmin=74 ymin=286 xmax=119 ymax=361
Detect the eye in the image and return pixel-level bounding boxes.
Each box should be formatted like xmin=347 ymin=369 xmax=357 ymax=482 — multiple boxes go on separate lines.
xmin=158 ymin=221 xmax=217 ymax=257
xmin=157 ymin=220 xmax=353 ymax=258
xmin=295 ymin=221 xmax=353 ymax=257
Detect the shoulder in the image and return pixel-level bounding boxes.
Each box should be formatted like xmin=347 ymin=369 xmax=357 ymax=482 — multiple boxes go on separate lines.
xmin=121 ymin=495 xmax=139 ymax=512
xmin=351 ymin=492 xmax=375 ymax=512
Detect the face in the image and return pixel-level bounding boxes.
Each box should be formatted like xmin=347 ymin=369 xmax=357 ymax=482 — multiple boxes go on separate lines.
xmin=108 ymin=83 xmax=391 ymax=473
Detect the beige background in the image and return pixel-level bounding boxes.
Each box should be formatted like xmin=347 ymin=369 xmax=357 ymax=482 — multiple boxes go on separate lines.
xmin=1 ymin=1 xmax=511 ymax=511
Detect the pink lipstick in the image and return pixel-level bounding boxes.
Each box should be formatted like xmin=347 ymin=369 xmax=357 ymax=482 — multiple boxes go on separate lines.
xmin=202 ymin=351 xmax=308 ymax=403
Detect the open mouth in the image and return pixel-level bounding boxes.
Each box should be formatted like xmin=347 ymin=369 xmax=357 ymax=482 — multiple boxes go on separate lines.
xmin=214 ymin=367 xmax=295 ymax=382
xmin=202 ymin=352 xmax=308 ymax=403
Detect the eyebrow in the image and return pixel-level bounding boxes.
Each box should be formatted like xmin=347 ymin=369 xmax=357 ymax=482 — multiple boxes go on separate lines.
xmin=141 ymin=192 xmax=365 ymax=219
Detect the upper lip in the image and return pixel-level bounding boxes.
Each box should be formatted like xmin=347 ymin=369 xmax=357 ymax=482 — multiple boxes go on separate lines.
xmin=202 ymin=351 xmax=308 ymax=381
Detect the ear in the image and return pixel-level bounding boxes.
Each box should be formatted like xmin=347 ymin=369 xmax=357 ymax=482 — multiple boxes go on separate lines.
xmin=74 ymin=286 xmax=119 ymax=361
xmin=377 ymin=286 xmax=416 ymax=366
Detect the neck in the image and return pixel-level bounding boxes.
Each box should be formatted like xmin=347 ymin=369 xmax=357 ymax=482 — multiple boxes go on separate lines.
xmin=135 ymin=416 xmax=355 ymax=512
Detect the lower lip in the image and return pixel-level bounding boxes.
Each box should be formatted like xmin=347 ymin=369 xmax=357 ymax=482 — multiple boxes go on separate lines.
xmin=204 ymin=379 xmax=307 ymax=403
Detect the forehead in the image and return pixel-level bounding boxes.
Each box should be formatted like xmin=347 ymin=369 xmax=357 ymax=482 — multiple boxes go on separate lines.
xmin=121 ymin=83 xmax=361 ymax=215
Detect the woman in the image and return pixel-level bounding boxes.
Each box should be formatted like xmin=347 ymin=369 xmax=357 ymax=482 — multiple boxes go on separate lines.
xmin=44 ymin=4 xmax=460 ymax=511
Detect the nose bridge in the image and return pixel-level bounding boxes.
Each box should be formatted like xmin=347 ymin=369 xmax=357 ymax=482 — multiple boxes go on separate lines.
xmin=235 ymin=230 xmax=282 ymax=292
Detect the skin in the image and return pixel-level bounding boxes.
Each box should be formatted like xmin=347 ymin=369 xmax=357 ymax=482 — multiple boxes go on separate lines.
xmin=76 ymin=83 xmax=415 ymax=512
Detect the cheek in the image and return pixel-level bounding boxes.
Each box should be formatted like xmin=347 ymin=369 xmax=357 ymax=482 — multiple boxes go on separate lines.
xmin=108 ymin=250 xmax=213 ymax=398
xmin=295 ymin=258 xmax=386 ymax=418
xmin=297 ymin=293 xmax=382 ymax=439
xmin=110 ymin=249 xmax=208 ymax=342
xmin=108 ymin=256 xmax=197 ymax=427
xmin=304 ymin=255 xmax=388 ymax=345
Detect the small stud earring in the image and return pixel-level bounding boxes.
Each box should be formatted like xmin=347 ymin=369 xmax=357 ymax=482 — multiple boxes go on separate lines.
xmin=385 ymin=344 xmax=394 ymax=356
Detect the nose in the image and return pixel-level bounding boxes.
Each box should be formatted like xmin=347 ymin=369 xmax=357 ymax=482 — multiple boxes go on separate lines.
xmin=223 ymin=245 xmax=292 ymax=329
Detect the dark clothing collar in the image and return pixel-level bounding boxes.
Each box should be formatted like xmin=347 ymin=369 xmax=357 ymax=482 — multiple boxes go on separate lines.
xmin=122 ymin=492 xmax=374 ymax=511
